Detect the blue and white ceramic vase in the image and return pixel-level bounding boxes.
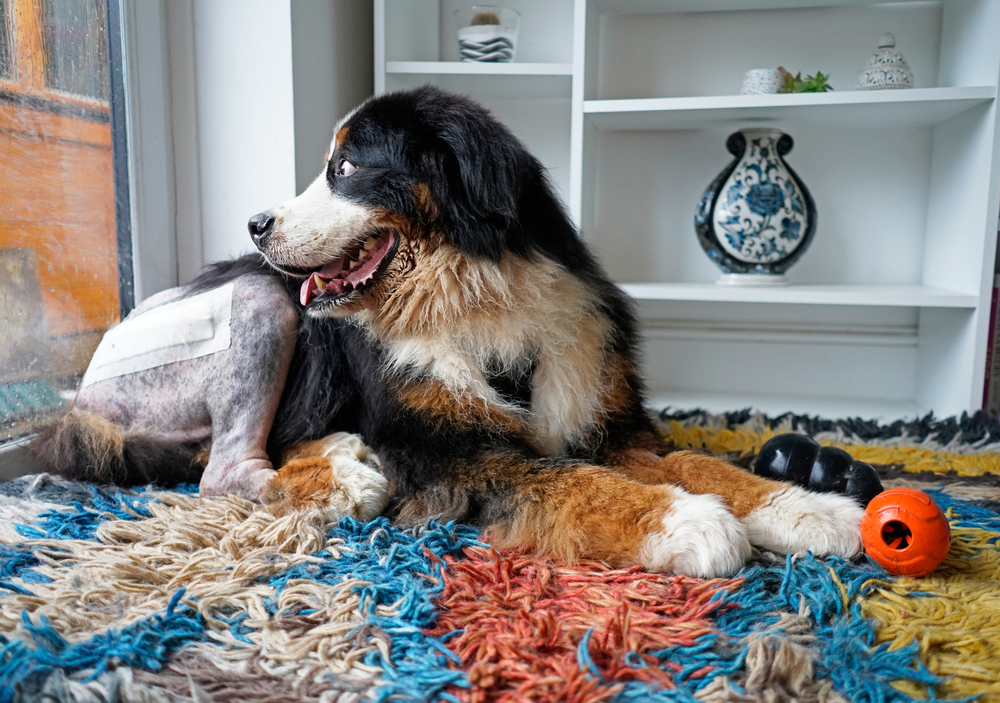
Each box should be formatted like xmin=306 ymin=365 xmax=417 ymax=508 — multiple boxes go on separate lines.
xmin=695 ymin=129 xmax=816 ymax=284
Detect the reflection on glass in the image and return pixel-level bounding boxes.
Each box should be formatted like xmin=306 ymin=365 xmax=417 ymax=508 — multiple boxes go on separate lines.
xmin=0 ymin=0 xmax=12 ymax=80
xmin=42 ymin=0 xmax=109 ymax=100
xmin=0 ymin=0 xmax=117 ymax=442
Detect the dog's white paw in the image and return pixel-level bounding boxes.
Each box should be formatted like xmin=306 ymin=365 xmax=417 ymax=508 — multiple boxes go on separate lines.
xmin=265 ymin=433 xmax=389 ymax=522
xmin=742 ymin=484 xmax=863 ymax=557
xmin=322 ymin=454 xmax=390 ymax=522
xmin=639 ymin=488 xmax=751 ymax=578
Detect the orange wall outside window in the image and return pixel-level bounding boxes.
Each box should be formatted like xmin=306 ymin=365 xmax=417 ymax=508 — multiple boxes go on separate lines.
xmin=0 ymin=0 xmax=118 ymax=375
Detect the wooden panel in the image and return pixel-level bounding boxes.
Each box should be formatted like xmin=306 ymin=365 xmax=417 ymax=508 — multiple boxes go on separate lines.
xmin=0 ymin=108 xmax=118 ymax=340
xmin=0 ymin=130 xmax=114 ymax=223
xmin=0 ymin=100 xmax=111 ymax=146
xmin=11 ymin=0 xmax=46 ymax=90
xmin=0 ymin=223 xmax=119 ymax=337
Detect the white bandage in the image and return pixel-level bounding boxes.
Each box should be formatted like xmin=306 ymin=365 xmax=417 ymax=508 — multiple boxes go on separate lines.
xmin=81 ymin=283 xmax=235 ymax=387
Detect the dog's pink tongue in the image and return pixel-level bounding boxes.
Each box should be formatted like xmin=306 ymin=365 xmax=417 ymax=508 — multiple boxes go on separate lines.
xmin=299 ymin=258 xmax=347 ymax=306
xmin=300 ymin=274 xmax=323 ymax=306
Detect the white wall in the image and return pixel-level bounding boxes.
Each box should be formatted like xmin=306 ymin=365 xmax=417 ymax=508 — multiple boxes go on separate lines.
xmin=291 ymin=0 xmax=374 ymax=193
xmin=158 ymin=0 xmax=374 ymax=284
xmin=189 ymin=0 xmax=298 ymax=267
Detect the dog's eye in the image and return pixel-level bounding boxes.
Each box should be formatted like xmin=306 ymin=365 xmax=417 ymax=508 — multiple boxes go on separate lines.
xmin=337 ymin=159 xmax=357 ymax=177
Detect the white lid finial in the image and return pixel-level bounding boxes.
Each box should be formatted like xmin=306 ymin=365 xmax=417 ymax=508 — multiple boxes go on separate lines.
xmin=878 ymin=32 xmax=896 ymax=48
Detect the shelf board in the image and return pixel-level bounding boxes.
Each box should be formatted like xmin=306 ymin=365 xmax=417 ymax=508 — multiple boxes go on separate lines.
xmin=385 ymin=62 xmax=573 ymax=101
xmin=598 ymin=0 xmax=939 ymax=16
xmin=386 ymin=61 xmax=573 ymax=76
xmin=646 ymin=390 xmax=928 ymax=422
xmin=619 ymin=283 xmax=979 ymax=308
xmin=584 ymin=86 xmax=997 ymax=130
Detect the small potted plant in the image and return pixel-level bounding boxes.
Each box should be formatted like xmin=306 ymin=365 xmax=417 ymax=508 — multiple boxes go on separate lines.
xmin=454 ymin=6 xmax=520 ymax=63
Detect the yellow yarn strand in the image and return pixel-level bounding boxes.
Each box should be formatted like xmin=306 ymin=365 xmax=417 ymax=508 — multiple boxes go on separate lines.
xmin=661 ymin=419 xmax=1000 ymax=699
xmin=663 ymin=422 xmax=777 ymax=457
xmin=662 ymin=422 xmax=1000 ymax=477
xmin=839 ymin=445 xmax=1000 ymax=478
xmin=861 ymin=525 xmax=1000 ymax=701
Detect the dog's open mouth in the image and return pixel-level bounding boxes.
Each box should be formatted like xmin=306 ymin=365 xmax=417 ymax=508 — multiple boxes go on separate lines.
xmin=299 ymin=230 xmax=397 ymax=306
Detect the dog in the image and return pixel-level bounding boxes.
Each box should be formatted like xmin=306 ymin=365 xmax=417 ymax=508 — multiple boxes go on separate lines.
xmin=32 ymin=86 xmax=863 ymax=577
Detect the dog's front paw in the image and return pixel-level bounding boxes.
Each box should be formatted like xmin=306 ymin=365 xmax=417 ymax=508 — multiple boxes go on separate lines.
xmin=742 ymin=484 xmax=863 ymax=557
xmin=263 ymin=455 xmax=390 ymax=522
xmin=639 ymin=488 xmax=751 ymax=578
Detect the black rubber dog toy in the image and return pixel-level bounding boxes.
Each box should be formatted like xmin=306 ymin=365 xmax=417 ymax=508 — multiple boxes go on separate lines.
xmin=753 ymin=434 xmax=883 ymax=507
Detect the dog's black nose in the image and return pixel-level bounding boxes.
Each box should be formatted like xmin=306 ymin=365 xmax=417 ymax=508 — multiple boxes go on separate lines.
xmin=248 ymin=212 xmax=275 ymax=246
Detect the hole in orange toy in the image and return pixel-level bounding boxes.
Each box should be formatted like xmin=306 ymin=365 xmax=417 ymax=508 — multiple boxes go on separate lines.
xmin=882 ymin=520 xmax=911 ymax=550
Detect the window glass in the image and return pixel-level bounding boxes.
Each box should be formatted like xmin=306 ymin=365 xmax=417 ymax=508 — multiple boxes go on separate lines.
xmin=0 ymin=0 xmax=119 ymax=442
xmin=43 ymin=0 xmax=109 ymax=100
xmin=0 ymin=1 xmax=11 ymax=80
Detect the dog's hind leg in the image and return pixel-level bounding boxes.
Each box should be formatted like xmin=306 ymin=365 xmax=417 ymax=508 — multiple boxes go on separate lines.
xmin=378 ymin=448 xmax=749 ymax=578
xmin=604 ymin=444 xmax=863 ymax=559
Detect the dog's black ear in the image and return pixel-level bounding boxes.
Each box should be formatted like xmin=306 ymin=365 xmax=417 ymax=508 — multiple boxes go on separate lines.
xmin=418 ymin=90 xmax=540 ymax=261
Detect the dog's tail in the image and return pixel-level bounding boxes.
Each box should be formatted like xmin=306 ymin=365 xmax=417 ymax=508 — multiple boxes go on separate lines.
xmin=31 ymin=409 xmax=204 ymax=486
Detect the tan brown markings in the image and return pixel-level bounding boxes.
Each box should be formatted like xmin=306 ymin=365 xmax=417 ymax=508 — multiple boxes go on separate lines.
xmin=280 ymin=437 xmax=348 ymax=463
xmin=480 ymin=455 xmax=676 ymax=566
xmin=394 ymin=376 xmax=531 ymax=439
xmin=597 ymin=351 xmax=639 ymax=420
xmin=605 ymin=448 xmax=781 ymax=519
xmin=194 ymin=446 xmax=211 ymax=468
xmin=32 ymin=409 xmax=125 ymax=482
xmin=262 ymin=457 xmax=335 ymax=516
xmin=411 ymin=182 xmax=439 ymax=221
xmin=392 ymin=452 xmax=676 ymax=566
xmin=334 ymin=126 xmax=349 ymax=148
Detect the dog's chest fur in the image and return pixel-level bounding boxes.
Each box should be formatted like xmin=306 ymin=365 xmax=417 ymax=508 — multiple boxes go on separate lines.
xmin=364 ymin=251 xmax=613 ymax=456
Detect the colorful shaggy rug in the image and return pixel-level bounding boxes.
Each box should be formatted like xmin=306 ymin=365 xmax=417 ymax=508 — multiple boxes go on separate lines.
xmin=1 ymin=410 xmax=999 ymax=703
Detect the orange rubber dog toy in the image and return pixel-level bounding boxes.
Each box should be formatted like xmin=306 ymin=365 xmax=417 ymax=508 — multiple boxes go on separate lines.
xmin=860 ymin=488 xmax=951 ymax=577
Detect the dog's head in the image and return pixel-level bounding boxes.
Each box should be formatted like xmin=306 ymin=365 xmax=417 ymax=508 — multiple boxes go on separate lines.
xmin=249 ymin=86 xmax=581 ymax=321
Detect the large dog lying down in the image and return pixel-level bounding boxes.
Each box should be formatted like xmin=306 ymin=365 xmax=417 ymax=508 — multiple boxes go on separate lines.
xmin=33 ymin=86 xmax=862 ymax=577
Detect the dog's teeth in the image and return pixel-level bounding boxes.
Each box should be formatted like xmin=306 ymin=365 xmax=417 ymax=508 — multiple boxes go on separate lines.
xmin=348 ymin=260 xmax=358 ymax=270
xmin=357 ymin=249 xmax=368 ymax=260
xmin=363 ymin=238 xmax=376 ymax=251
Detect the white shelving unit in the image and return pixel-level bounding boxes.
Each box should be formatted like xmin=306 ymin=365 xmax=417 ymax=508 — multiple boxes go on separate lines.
xmin=375 ymin=0 xmax=1000 ymax=420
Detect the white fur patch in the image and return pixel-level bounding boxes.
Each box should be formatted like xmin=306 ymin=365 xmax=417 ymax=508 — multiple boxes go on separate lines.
xmin=306 ymin=432 xmax=390 ymax=523
xmin=266 ymin=176 xmax=375 ymax=271
xmin=639 ymin=488 xmax=751 ymax=578
xmin=741 ymin=485 xmax=864 ymax=557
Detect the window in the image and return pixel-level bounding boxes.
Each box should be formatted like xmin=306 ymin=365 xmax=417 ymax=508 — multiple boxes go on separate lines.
xmin=0 ymin=0 xmax=127 ymax=443
xmin=0 ymin=4 xmax=11 ymax=80
xmin=43 ymin=0 xmax=109 ymax=101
